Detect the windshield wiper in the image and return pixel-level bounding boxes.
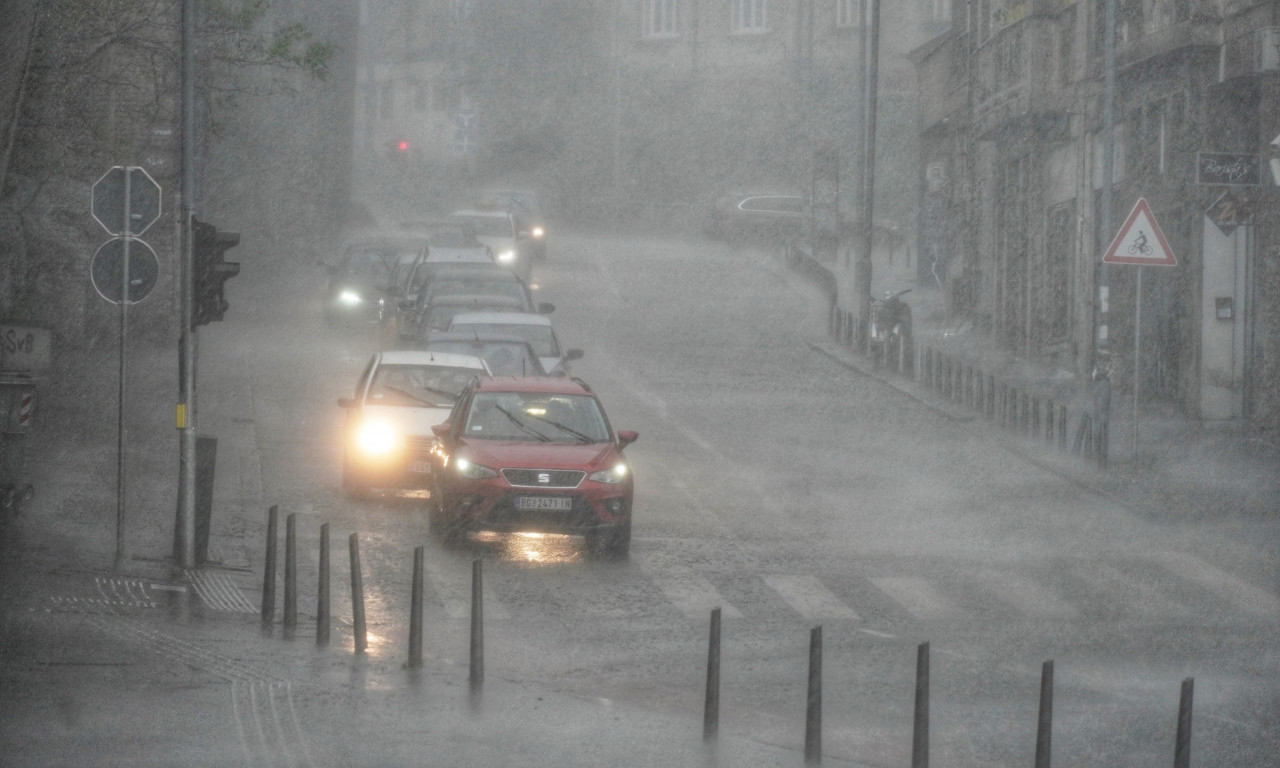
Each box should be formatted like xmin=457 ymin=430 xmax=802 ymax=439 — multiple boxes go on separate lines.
xmin=495 ymin=406 xmax=549 ymax=441
xmin=384 ymin=385 xmax=455 ymax=407
xmin=526 ymin=415 xmax=594 ymax=443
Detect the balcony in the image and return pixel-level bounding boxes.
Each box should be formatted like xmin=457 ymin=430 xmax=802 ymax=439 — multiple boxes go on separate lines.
xmin=972 ymin=15 xmax=1070 ymax=141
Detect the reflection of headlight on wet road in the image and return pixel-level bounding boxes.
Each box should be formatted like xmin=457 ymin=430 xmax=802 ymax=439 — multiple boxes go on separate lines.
xmin=338 ymin=289 xmax=363 ymax=305
xmin=355 ymin=420 xmax=399 ymax=456
xmin=495 ymin=249 xmax=516 ymax=264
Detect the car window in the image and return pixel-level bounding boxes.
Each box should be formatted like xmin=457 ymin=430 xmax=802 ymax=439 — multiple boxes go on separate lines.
xmin=422 ymin=280 xmax=527 ymax=306
xmin=367 ymin=364 xmax=478 ymax=407
xmin=455 ymin=215 xmax=513 ymax=238
xmin=425 ymin=341 xmax=543 ymax=376
xmin=450 ymin=322 xmax=559 ymax=358
xmin=464 ymin=392 xmax=610 ymax=443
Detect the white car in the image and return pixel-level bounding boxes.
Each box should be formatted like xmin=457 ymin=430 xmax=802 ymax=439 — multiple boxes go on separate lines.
xmin=450 ymin=208 xmax=532 ymax=284
xmin=446 ymin=311 xmax=583 ymax=376
xmin=336 ymin=350 xmax=489 ymax=497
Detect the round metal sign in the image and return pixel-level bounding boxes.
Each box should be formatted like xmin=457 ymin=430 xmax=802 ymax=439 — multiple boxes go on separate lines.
xmin=91 ymin=238 xmax=160 ymax=304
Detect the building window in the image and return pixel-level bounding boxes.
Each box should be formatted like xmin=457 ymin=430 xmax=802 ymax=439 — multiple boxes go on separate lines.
xmin=836 ymin=0 xmax=861 ymax=28
xmin=643 ymin=0 xmax=677 ymax=37
xmin=731 ymin=0 xmax=767 ymax=33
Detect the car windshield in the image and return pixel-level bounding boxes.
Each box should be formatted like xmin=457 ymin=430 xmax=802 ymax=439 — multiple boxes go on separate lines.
xmin=464 ymin=392 xmax=610 ymax=443
xmin=366 ymin=364 xmax=477 ymax=408
xmin=424 ymin=341 xmax=543 ymax=376
xmin=428 ymin=226 xmax=480 ymax=247
xmin=450 ymin=322 xmax=559 ymax=358
xmin=343 ymin=247 xmax=417 ymax=283
xmin=454 ymin=215 xmax=513 ymax=238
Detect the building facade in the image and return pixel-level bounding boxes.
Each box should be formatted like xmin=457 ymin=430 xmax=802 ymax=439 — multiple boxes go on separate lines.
xmin=912 ymin=0 xmax=1280 ymax=432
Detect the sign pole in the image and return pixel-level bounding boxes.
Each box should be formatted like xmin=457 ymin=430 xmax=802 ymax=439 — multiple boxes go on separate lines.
xmin=1133 ymin=267 xmax=1142 ymax=459
xmin=116 ymin=171 xmax=131 ymax=570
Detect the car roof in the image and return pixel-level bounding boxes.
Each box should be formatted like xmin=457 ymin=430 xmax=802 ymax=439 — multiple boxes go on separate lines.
xmin=375 ymin=350 xmax=488 ymax=369
xmin=341 ymin=231 xmax=430 ymax=250
xmin=472 ymin=375 xmax=593 ymax=396
xmin=451 ymin=208 xmax=513 ymax=220
xmin=427 ymin=294 xmax=527 ymax=310
xmin=426 ymin=263 xmax=519 ymax=280
xmin=449 ymin=311 xmax=551 ymax=327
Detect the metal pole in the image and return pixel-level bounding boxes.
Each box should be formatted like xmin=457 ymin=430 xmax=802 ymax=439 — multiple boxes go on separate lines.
xmin=1035 ymin=660 xmax=1053 ymax=768
xmin=912 ymin=642 xmax=929 ymax=768
xmin=116 ymin=170 xmax=132 ymax=570
xmin=408 ymin=546 xmax=424 ymax=668
xmin=261 ymin=505 xmax=277 ymax=623
xmin=316 ymin=523 xmax=330 ymax=646
xmin=1094 ymin=0 xmax=1116 ymax=460
xmin=349 ymin=532 xmax=366 ymax=653
xmin=469 ymin=558 xmax=483 ymax=686
xmin=703 ymin=607 xmax=721 ymax=741
xmin=1173 ymin=677 xmax=1193 ymax=768
xmin=805 ymin=626 xmax=822 ymax=765
xmin=176 ymin=0 xmax=197 ymax=570
xmin=855 ymin=0 xmax=881 ymax=353
xmin=284 ymin=512 xmax=297 ymax=632
xmin=1133 ymin=267 xmax=1142 ymax=458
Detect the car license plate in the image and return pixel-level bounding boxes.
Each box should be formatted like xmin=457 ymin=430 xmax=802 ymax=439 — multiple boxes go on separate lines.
xmin=408 ymin=461 xmax=432 ymax=474
xmin=515 ymin=496 xmax=572 ymax=511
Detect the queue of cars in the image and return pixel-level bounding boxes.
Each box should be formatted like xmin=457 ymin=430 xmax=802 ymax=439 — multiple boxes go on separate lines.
xmin=329 ymin=193 xmax=637 ymax=557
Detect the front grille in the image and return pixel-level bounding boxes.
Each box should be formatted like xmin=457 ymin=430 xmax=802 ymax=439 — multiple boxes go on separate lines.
xmin=501 ymin=468 xmax=585 ymax=488
xmin=405 ymin=435 xmax=434 ymax=452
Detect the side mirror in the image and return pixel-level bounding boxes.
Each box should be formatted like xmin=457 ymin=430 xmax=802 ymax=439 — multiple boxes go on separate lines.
xmin=398 ymin=300 xmax=416 ymax=312
xmin=617 ymin=430 xmax=639 ymax=449
xmin=538 ymin=302 xmax=556 ymax=314
xmin=564 ymin=349 xmax=584 ymax=362
xmin=337 ymin=397 xmax=356 ymax=409
xmin=431 ymin=422 xmax=451 ymax=438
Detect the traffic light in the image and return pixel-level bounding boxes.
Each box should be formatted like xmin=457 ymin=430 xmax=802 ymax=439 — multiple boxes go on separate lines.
xmin=191 ymin=216 xmax=241 ymax=328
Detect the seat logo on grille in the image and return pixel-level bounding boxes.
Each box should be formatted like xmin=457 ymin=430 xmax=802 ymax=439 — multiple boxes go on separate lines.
xmin=538 ymin=472 xmax=551 ymax=484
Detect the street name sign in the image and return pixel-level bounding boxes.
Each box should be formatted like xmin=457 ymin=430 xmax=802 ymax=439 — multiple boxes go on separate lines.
xmin=1102 ymin=198 xmax=1176 ymax=267
xmin=91 ymin=166 xmax=162 ymax=236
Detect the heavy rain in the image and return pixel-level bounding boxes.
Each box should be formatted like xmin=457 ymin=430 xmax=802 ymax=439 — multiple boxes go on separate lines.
xmin=2 ymin=1 xmax=1279 ymax=767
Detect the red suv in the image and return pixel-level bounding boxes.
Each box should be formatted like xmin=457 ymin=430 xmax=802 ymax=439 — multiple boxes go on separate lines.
xmin=429 ymin=376 xmax=638 ymax=557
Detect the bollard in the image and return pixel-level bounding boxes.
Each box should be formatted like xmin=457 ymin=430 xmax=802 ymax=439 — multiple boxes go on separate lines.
xmin=912 ymin=642 xmax=929 ymax=768
xmin=1174 ymin=677 xmax=1193 ymax=768
xmin=408 ymin=546 xmax=424 ymax=668
xmin=986 ymin=375 xmax=996 ymax=419
xmin=704 ymin=607 xmax=721 ymax=742
xmin=1058 ymin=405 xmax=1068 ymax=451
xmin=1045 ymin=400 xmax=1055 ymax=446
xmin=1031 ymin=396 xmax=1041 ymax=439
xmin=470 ymin=558 xmax=484 ymax=687
xmin=284 ymin=513 xmax=297 ymax=632
xmin=805 ymin=626 xmax=822 ymax=765
xmin=1036 ymin=660 xmax=1053 ymax=768
xmin=261 ymin=505 xmax=278 ymax=624
xmin=1096 ymin=420 xmax=1108 ymax=470
xmin=349 ymin=533 xmax=367 ymax=653
xmin=316 ymin=523 xmax=330 ymax=646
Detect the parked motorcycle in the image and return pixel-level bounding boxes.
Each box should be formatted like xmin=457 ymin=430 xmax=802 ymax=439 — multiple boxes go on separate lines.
xmin=869 ymin=288 xmax=913 ymax=373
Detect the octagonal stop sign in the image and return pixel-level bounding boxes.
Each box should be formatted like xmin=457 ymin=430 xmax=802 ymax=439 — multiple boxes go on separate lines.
xmin=92 ymin=166 xmax=162 ymax=236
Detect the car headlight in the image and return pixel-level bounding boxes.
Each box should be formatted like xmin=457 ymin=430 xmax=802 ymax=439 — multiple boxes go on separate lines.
xmin=495 ymin=249 xmax=516 ymax=265
xmin=355 ymin=420 xmax=399 ymax=456
xmin=338 ymin=289 xmax=363 ymax=306
xmin=454 ymin=457 xmax=498 ymax=478
xmin=589 ymin=462 xmax=628 ymax=484
xmin=530 ymin=226 xmax=545 ymax=240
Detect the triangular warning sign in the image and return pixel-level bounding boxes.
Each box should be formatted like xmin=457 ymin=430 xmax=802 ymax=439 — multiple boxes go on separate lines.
xmin=1103 ymin=198 xmax=1176 ymax=266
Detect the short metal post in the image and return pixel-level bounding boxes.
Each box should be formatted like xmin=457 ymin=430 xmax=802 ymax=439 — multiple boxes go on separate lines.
xmin=1174 ymin=677 xmax=1193 ymax=768
xmin=704 ymin=607 xmax=721 ymax=741
xmin=1058 ymin=405 xmax=1068 ymax=451
xmin=805 ymin=626 xmax=822 ymax=765
xmin=316 ymin=523 xmax=330 ymax=646
xmin=261 ymin=505 xmax=277 ymax=623
xmin=349 ymin=533 xmax=366 ymax=653
xmin=1036 ymin=660 xmax=1053 ymax=768
xmin=912 ymin=642 xmax=929 ymax=768
xmin=408 ymin=546 xmax=424 ymax=668
xmin=469 ymin=558 xmax=484 ymax=686
xmin=284 ymin=512 xmax=297 ymax=632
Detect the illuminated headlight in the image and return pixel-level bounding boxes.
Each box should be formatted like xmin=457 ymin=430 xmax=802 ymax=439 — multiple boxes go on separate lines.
xmin=589 ymin=462 xmax=628 ymax=484
xmin=530 ymin=226 xmax=545 ymax=240
xmin=454 ymin=457 xmax=498 ymax=478
xmin=495 ymin=249 xmax=516 ymax=265
xmin=355 ymin=420 xmax=399 ymax=456
xmin=338 ymin=289 xmax=363 ymax=306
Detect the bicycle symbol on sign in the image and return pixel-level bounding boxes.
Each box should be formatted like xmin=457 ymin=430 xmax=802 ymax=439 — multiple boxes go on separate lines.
xmin=1127 ymin=230 xmax=1152 ymax=256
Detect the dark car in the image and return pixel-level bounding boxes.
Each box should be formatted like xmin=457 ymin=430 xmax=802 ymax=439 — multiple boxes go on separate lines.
xmin=480 ymin=189 xmax=547 ymax=261
xmin=392 ymin=263 xmax=552 ymax=343
xmin=323 ymin=232 xmax=428 ymax=328
xmin=428 ymin=375 xmax=638 ymax=557
xmin=421 ymin=331 xmax=551 ymax=377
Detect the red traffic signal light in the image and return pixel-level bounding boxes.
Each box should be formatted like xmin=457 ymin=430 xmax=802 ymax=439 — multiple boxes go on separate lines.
xmin=396 ymin=139 xmax=409 ymax=152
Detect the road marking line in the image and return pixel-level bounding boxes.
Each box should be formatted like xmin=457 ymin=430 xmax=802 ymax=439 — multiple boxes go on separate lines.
xmin=870 ymin=576 xmax=958 ymax=620
xmin=1155 ymin=553 xmax=1280 ymax=617
xmin=763 ymin=575 xmax=859 ymax=620
xmin=974 ymin=571 xmax=1077 ymax=619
